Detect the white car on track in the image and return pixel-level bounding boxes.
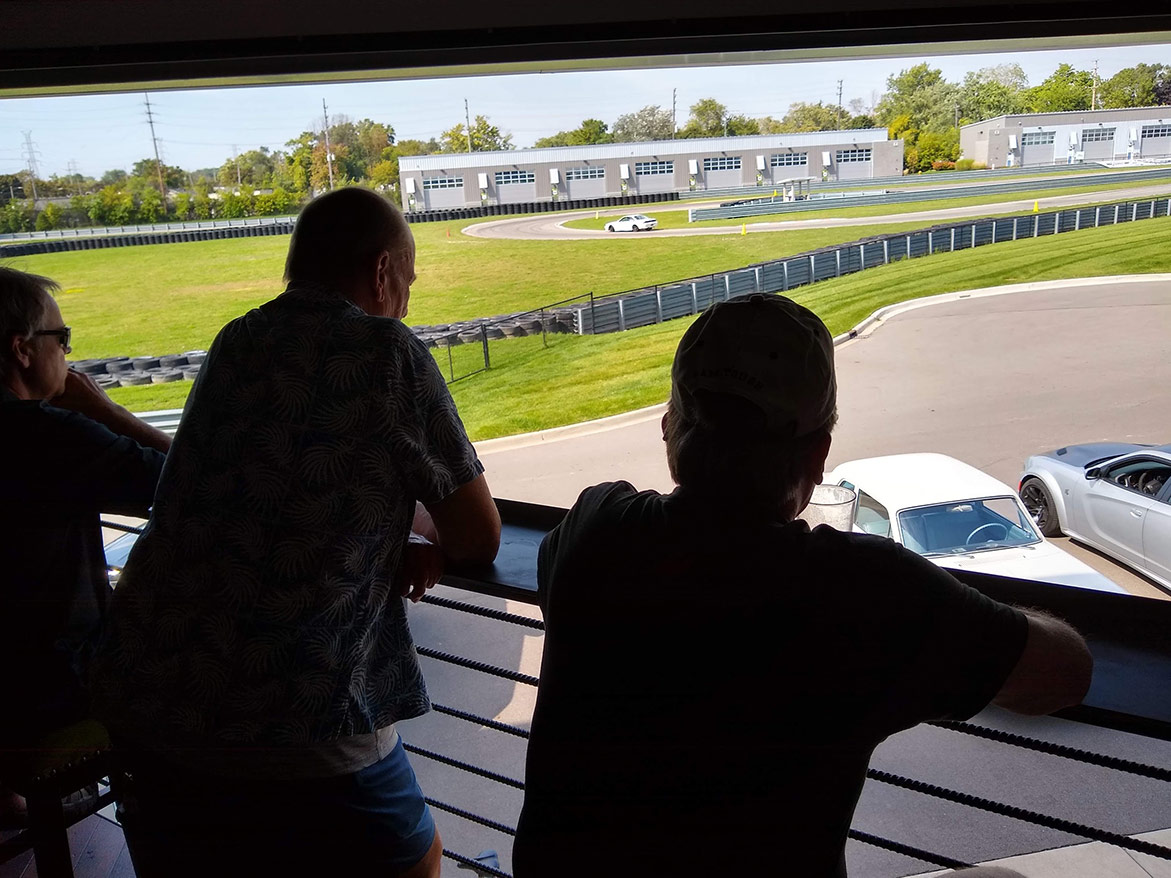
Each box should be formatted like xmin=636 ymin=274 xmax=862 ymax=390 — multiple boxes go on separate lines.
xmin=824 ymin=452 xmax=1125 ymax=593
xmin=1020 ymin=443 xmax=1171 ymax=591
xmin=604 ymin=214 xmax=657 ymax=232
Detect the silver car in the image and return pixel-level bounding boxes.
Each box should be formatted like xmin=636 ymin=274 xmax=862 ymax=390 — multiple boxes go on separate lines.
xmin=1020 ymin=443 xmax=1171 ymax=590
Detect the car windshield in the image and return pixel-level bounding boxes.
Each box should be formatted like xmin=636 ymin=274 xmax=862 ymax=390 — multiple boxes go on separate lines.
xmin=897 ymin=496 xmax=1041 ymax=556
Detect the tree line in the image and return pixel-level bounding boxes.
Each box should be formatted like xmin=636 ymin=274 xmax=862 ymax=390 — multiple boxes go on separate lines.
xmin=2 ymin=61 xmax=1167 ymax=233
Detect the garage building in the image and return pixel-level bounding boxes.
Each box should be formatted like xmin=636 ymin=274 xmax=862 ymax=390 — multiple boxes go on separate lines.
xmin=398 ymin=131 xmax=902 ymax=211
xmin=961 ymin=107 xmax=1171 ymax=168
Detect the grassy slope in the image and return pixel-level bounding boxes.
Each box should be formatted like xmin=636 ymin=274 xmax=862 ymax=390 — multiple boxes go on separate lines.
xmin=564 ymin=178 xmax=1171 ymax=230
xmin=5 ymin=218 xmax=941 ymax=357
xmin=6 ymin=215 xmax=1168 ymax=437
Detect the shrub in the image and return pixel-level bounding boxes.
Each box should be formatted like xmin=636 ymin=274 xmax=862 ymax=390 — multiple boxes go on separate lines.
xmin=931 ymin=161 xmax=956 ymax=171
xmin=35 ymin=202 xmax=64 ymax=231
xmin=955 ymin=158 xmax=975 ymax=171
xmin=972 ymin=162 xmax=987 ymax=170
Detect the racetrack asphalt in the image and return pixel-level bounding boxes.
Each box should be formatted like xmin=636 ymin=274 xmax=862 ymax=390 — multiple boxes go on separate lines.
xmin=464 ymin=181 xmax=1171 ymax=240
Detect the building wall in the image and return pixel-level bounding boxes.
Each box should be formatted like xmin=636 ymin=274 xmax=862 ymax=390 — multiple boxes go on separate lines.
xmin=961 ymin=108 xmax=1171 ymax=169
xmin=398 ymin=132 xmax=903 ymax=210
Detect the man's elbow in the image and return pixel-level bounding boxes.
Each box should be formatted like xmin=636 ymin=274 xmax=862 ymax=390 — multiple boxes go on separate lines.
xmin=993 ymin=615 xmax=1093 ymax=715
xmin=444 ymin=514 xmax=502 ymax=567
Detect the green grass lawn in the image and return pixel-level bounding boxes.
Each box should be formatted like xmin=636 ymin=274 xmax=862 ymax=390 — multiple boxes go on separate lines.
xmin=5 ymin=217 xmax=944 ymax=358
xmin=96 ymin=215 xmax=1171 ymax=439
xmin=563 ymin=177 xmax=1171 ymax=230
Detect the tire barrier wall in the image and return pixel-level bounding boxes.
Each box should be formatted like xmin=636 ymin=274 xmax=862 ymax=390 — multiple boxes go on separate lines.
xmin=0 ymin=221 xmax=296 ymax=258
xmin=575 ymin=196 xmax=1171 ymax=335
xmin=69 ymin=351 xmax=208 ymax=389
xmin=690 ymin=167 xmax=1171 ymax=222
xmin=0 ymin=192 xmax=682 ymax=257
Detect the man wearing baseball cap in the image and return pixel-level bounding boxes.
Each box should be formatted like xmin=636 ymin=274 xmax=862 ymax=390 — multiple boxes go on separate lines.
xmin=513 ymin=294 xmax=1091 ymax=877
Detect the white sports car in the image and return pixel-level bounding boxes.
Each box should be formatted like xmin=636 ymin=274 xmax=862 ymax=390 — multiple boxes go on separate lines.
xmin=824 ymin=452 xmax=1125 ymax=594
xmin=1020 ymin=443 xmax=1171 ymax=591
xmin=604 ymin=214 xmax=657 ymax=232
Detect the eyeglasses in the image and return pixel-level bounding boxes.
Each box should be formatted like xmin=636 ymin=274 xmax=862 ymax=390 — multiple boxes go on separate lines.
xmin=34 ymin=326 xmax=72 ymax=351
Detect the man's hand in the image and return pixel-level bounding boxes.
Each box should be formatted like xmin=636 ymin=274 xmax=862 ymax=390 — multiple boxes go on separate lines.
xmin=397 ymin=534 xmax=445 ymax=602
xmin=53 ymin=369 xmax=115 ymax=420
xmin=51 ymin=369 xmax=172 ymax=454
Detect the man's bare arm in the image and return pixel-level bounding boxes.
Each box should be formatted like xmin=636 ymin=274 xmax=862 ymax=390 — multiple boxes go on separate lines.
xmin=992 ymin=609 xmax=1093 ymax=715
xmin=422 ymin=473 xmax=501 ymax=567
xmin=53 ymin=370 xmax=172 ymax=453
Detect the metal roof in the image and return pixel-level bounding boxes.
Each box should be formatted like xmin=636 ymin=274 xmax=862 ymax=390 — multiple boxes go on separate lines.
xmin=399 ymin=130 xmax=890 ymax=171
xmin=960 ymin=106 xmax=1171 ymax=130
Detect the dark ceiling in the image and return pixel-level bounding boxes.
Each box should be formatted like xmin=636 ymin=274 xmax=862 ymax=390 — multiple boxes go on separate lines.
xmin=2 ymin=1 xmax=1170 ymax=97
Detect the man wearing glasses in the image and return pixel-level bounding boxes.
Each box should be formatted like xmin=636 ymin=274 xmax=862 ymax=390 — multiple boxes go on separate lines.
xmin=0 ymin=266 xmax=171 ymax=825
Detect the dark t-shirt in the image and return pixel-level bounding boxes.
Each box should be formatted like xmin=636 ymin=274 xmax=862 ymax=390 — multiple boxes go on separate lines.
xmin=0 ymin=389 xmax=165 ymax=742
xmin=514 ymin=481 xmax=1028 ymax=877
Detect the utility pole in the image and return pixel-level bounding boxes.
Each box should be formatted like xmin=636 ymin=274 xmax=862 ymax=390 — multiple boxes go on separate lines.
xmin=1091 ymin=60 xmax=1100 ymax=110
xmin=66 ymin=159 xmax=81 ymax=195
xmin=464 ymin=99 xmax=474 ymax=153
xmin=143 ymin=94 xmax=167 ymax=200
xmin=20 ymin=130 xmax=40 ymax=203
xmin=836 ymin=80 xmax=844 ymax=129
xmin=955 ymin=104 xmax=960 ymax=129
xmin=232 ymin=144 xmax=243 ymax=189
xmin=322 ymin=99 xmax=335 ymax=190
xmin=672 ymin=88 xmax=677 ymax=139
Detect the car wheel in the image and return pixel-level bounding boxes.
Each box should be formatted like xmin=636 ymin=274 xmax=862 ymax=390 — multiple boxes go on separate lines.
xmin=1020 ymin=478 xmax=1062 ymax=537
xmin=605 ymin=224 xmax=614 ymax=232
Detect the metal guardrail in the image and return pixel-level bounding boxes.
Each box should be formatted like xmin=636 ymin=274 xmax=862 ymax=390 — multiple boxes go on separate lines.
xmin=579 ymin=195 xmax=1171 ymax=335
xmin=684 ymin=161 xmax=1116 ymax=202
xmin=690 ymin=166 xmax=1171 ymax=221
xmin=0 ymin=194 xmax=683 ymax=251
xmin=0 ymin=215 xmax=299 ymax=242
xmin=139 ymin=409 xmax=184 ymax=434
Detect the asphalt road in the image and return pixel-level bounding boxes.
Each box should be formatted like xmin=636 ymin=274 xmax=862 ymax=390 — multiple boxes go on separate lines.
xmin=400 ymin=275 xmax=1171 ymax=875
xmin=465 ymin=182 xmax=1171 ymax=241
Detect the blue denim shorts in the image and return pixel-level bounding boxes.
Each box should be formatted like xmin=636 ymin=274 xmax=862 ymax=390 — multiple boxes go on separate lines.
xmin=118 ymin=735 xmax=436 ymax=875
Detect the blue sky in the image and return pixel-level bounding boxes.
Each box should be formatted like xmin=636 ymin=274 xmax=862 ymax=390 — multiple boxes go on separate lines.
xmin=1 ymin=42 xmax=1168 ymax=179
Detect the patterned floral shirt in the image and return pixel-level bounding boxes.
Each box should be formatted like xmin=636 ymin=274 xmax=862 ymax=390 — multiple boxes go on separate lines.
xmin=94 ymin=283 xmax=483 ymax=749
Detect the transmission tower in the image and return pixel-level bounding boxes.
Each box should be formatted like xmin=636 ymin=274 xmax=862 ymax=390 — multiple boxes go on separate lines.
xmin=836 ymin=80 xmax=844 ymax=129
xmin=143 ymin=94 xmax=168 ymax=199
xmin=322 ymin=100 xmax=335 ymax=190
xmin=21 ymin=131 xmax=41 ymax=202
xmin=67 ymin=159 xmax=82 ymax=195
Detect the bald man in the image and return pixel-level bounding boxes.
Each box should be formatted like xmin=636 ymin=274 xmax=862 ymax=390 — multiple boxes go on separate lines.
xmin=95 ymin=189 xmax=500 ymax=877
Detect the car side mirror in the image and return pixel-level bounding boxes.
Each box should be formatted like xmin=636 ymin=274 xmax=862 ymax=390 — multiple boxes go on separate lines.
xmin=1085 ymin=467 xmax=1102 ymax=480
